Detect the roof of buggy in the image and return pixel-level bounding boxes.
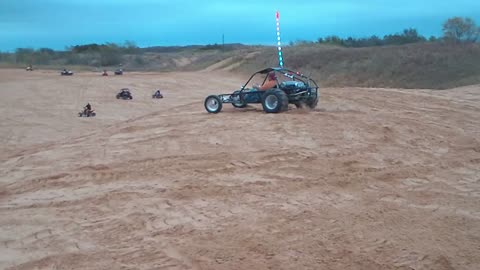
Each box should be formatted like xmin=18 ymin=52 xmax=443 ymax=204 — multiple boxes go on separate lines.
xmin=254 ymin=67 xmax=318 ymax=88
xmin=257 ymin=67 xmax=283 ymax=74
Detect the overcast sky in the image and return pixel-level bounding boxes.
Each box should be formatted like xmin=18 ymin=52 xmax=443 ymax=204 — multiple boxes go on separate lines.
xmin=1 ymin=0 xmax=479 ymax=51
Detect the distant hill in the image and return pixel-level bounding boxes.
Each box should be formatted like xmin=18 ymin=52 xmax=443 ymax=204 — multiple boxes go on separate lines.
xmin=142 ymin=43 xmax=248 ymax=53
xmin=2 ymin=42 xmax=480 ymax=89
xmin=228 ymin=43 xmax=480 ymax=89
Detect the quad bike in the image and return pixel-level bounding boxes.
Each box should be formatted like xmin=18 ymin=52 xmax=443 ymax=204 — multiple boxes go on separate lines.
xmin=61 ymin=69 xmax=74 ymax=76
xmin=204 ymin=67 xmax=319 ymax=113
xmin=116 ymin=88 xmax=133 ymax=100
xmin=114 ymin=69 xmax=123 ymax=75
xmin=26 ymin=66 xmax=33 ymax=71
xmin=78 ymin=109 xmax=96 ymax=117
xmin=152 ymin=91 xmax=164 ymax=99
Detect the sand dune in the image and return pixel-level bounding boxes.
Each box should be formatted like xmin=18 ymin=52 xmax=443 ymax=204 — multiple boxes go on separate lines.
xmin=1 ymin=69 xmax=479 ymax=269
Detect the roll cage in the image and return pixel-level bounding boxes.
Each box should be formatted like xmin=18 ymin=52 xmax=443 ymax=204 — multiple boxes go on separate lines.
xmin=240 ymin=67 xmax=319 ymax=91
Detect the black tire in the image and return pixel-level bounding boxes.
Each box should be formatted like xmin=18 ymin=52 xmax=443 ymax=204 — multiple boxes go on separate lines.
xmin=305 ymin=94 xmax=319 ymax=110
xmin=261 ymin=89 xmax=288 ymax=113
xmin=205 ymin=95 xmax=223 ymax=113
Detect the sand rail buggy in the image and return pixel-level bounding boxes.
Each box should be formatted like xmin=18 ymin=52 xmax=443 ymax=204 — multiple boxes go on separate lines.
xmin=204 ymin=67 xmax=319 ymax=113
xmin=116 ymin=88 xmax=133 ymax=99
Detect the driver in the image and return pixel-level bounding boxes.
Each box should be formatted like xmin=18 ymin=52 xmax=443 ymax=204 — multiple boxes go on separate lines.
xmin=242 ymin=72 xmax=278 ymax=103
xmin=253 ymin=72 xmax=277 ymax=91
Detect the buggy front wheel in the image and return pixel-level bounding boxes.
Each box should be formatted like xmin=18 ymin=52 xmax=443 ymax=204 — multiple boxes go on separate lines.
xmin=306 ymin=94 xmax=319 ymax=109
xmin=205 ymin=95 xmax=223 ymax=113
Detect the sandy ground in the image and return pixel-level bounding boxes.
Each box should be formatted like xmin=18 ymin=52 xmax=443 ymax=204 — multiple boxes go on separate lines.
xmin=0 ymin=69 xmax=479 ymax=270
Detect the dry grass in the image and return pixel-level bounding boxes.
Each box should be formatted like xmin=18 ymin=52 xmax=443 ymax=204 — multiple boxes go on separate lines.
xmin=231 ymin=43 xmax=480 ymax=89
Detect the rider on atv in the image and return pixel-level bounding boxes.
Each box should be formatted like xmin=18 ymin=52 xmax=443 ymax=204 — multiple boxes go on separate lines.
xmin=153 ymin=89 xmax=163 ymax=98
xmin=84 ymin=103 xmax=92 ymax=114
xmin=79 ymin=102 xmax=96 ymax=117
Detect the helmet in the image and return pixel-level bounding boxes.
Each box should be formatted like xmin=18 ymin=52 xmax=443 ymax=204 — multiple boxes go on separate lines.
xmin=268 ymin=72 xmax=277 ymax=80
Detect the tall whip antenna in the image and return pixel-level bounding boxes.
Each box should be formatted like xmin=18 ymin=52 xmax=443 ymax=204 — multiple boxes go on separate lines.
xmin=276 ymin=11 xmax=284 ymax=68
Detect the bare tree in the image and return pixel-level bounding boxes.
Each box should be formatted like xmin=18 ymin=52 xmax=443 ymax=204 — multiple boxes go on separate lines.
xmin=442 ymin=17 xmax=480 ymax=43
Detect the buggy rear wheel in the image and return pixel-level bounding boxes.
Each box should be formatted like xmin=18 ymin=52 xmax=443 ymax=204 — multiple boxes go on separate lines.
xmin=261 ymin=89 xmax=288 ymax=113
xmin=205 ymin=95 xmax=223 ymax=113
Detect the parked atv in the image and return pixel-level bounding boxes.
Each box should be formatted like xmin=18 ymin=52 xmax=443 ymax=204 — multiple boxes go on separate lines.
xmin=204 ymin=67 xmax=319 ymax=113
xmin=116 ymin=88 xmax=133 ymax=100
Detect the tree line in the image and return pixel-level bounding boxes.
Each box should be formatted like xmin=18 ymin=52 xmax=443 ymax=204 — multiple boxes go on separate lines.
xmin=0 ymin=41 xmax=141 ymax=66
xmin=315 ymin=28 xmax=428 ymax=47
xmin=304 ymin=17 xmax=480 ymax=47
xmin=1 ymin=17 xmax=479 ymax=66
